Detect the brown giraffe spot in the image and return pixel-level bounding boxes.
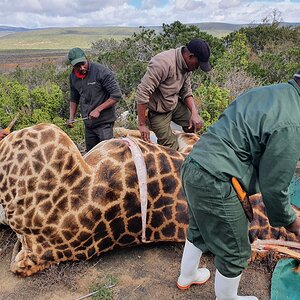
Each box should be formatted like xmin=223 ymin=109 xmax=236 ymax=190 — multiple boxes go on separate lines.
xmin=154 ymin=197 xmax=173 ymax=209
xmin=27 ymin=177 xmax=38 ymax=191
xmin=148 ymin=180 xmax=160 ymax=199
xmin=33 ymin=160 xmax=44 ymax=173
xmin=62 ymin=214 xmax=79 ymax=234
xmin=47 ymin=208 xmax=61 ymax=224
xmin=110 ymin=218 xmax=125 ymax=240
xmin=32 ymin=150 xmax=45 ymax=164
xmin=118 ymin=234 xmax=136 ymax=245
xmin=123 ymin=192 xmax=140 ymax=217
xmin=40 ymin=128 xmax=56 ymax=144
xmin=161 ymin=175 xmax=178 ymax=194
xmin=43 ymin=144 xmax=56 ymax=163
xmin=124 ymin=162 xmax=138 ymax=187
xmin=105 ymin=204 xmax=121 ymax=221
xmin=94 ymin=222 xmax=108 ymax=241
xmin=61 ymin=167 xmax=82 ymax=186
xmin=161 ymin=222 xmax=176 ymax=237
xmin=25 ymin=138 xmax=38 ymax=150
xmin=127 ymin=216 xmax=142 ymax=233
xmin=17 ymin=152 xmax=27 ymax=163
xmin=150 ymin=210 xmax=165 ymax=228
xmin=162 ymin=206 xmax=173 ymax=220
xmin=145 ymin=154 xmax=157 ymax=178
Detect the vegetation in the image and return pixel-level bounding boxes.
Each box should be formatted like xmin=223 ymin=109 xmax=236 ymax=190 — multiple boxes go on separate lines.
xmin=89 ymin=274 xmax=118 ymax=300
xmin=0 ymin=23 xmax=243 ymax=51
xmin=0 ymin=15 xmax=299 ymax=146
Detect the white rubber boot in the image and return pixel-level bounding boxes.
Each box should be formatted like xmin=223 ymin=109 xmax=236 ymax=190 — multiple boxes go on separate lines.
xmin=215 ymin=269 xmax=258 ymax=300
xmin=177 ymin=239 xmax=210 ymax=290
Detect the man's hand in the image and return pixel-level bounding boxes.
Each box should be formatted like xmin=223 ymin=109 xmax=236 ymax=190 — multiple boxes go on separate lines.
xmin=285 ymin=216 xmax=300 ymax=236
xmin=138 ymin=124 xmax=150 ymax=142
xmin=67 ymin=119 xmax=75 ymax=128
xmin=89 ymin=108 xmax=101 ymax=119
xmin=0 ymin=129 xmax=8 ymax=141
xmin=188 ymin=113 xmax=204 ymax=133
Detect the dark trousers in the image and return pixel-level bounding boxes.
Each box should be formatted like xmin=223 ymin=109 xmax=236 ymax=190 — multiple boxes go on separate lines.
xmin=85 ymin=123 xmax=114 ymax=152
xmin=148 ymin=100 xmax=191 ymax=150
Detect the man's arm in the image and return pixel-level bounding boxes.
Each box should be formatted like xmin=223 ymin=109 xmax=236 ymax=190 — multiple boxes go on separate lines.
xmin=259 ymin=126 xmax=300 ymax=228
xmin=184 ymin=95 xmax=204 ymax=132
xmin=137 ymin=103 xmax=150 ymax=142
xmin=89 ymin=68 xmax=121 ymax=120
xmin=68 ymin=101 xmax=78 ymax=128
xmin=285 ymin=216 xmax=300 ymax=236
xmin=89 ymin=98 xmax=117 ymax=119
xmin=0 ymin=129 xmax=8 ymax=141
xmin=136 ymin=58 xmax=167 ymax=141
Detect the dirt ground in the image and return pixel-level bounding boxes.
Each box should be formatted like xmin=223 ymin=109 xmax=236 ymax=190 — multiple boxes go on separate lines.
xmin=0 ymin=50 xmax=67 ymax=73
xmin=0 ymin=225 xmax=272 ymax=300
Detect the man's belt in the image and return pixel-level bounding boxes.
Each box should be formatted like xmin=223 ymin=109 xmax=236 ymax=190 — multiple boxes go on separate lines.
xmin=231 ymin=177 xmax=254 ymax=222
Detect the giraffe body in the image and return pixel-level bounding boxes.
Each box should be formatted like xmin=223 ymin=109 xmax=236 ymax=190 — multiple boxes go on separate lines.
xmin=0 ymin=123 xmax=299 ymax=276
xmin=0 ymin=124 xmax=188 ymax=276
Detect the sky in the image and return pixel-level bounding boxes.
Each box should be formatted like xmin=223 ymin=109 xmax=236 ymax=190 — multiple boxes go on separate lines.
xmin=0 ymin=0 xmax=299 ymax=29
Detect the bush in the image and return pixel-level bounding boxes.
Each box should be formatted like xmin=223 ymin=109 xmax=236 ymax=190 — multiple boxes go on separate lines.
xmin=193 ymin=82 xmax=230 ymax=132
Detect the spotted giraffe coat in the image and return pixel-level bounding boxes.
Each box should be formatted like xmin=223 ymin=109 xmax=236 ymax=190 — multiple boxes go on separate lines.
xmin=0 ymin=123 xmax=299 ymax=276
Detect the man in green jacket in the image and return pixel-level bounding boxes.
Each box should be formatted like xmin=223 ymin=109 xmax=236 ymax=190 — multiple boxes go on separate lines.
xmin=177 ymin=71 xmax=300 ymax=300
xmin=136 ymin=39 xmax=211 ymax=150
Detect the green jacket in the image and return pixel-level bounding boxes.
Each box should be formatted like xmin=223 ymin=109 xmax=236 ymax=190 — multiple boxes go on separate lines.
xmin=189 ymin=79 xmax=300 ymax=227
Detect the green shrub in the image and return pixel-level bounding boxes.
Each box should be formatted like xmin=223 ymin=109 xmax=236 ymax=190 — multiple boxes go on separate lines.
xmin=194 ymin=82 xmax=230 ymax=132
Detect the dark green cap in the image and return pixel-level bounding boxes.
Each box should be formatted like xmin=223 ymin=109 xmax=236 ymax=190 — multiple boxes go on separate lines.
xmin=68 ymin=48 xmax=86 ymax=66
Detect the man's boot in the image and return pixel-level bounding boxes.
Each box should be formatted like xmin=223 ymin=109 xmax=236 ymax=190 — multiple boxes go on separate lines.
xmin=177 ymin=239 xmax=210 ymax=290
xmin=215 ymin=269 xmax=258 ymax=300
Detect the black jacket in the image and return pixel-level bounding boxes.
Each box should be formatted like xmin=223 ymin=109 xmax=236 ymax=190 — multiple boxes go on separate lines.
xmin=69 ymin=62 xmax=122 ymax=128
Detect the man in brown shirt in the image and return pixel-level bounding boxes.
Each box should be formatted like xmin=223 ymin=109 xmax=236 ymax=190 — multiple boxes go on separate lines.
xmin=136 ymin=39 xmax=211 ymax=150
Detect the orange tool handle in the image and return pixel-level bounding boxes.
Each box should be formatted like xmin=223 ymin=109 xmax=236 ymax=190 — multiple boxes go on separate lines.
xmin=231 ymin=177 xmax=247 ymax=201
xmin=3 ymin=127 xmax=10 ymax=134
xmin=4 ymin=113 xmax=19 ymax=134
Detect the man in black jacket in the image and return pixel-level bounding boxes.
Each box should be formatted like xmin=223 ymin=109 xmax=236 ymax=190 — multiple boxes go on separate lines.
xmin=0 ymin=129 xmax=8 ymax=141
xmin=67 ymin=48 xmax=122 ymax=151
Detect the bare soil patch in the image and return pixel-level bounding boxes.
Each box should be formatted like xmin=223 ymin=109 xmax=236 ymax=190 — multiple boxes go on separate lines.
xmin=0 ymin=50 xmax=67 ymax=73
xmin=0 ymin=225 xmax=271 ymax=300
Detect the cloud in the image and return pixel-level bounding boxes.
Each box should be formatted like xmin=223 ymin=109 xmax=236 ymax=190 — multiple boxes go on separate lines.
xmin=0 ymin=0 xmax=299 ymax=28
xmin=219 ymin=0 xmax=241 ymax=9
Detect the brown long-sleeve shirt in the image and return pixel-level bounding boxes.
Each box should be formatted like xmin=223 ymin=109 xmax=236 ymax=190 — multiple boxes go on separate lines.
xmin=136 ymin=47 xmax=193 ymax=113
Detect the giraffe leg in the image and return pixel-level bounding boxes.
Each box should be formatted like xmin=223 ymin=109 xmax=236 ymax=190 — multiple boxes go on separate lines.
xmin=10 ymin=236 xmax=50 ymax=276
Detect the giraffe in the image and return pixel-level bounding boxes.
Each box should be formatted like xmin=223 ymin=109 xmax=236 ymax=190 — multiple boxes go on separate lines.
xmin=0 ymin=123 xmax=299 ymax=276
xmin=0 ymin=123 xmax=188 ymax=276
xmin=113 ymin=126 xmax=199 ymax=154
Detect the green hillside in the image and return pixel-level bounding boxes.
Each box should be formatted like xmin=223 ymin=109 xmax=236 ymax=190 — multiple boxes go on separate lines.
xmin=0 ymin=22 xmax=299 ymax=51
xmin=0 ymin=27 xmax=142 ymax=50
xmin=0 ymin=24 xmax=237 ymax=51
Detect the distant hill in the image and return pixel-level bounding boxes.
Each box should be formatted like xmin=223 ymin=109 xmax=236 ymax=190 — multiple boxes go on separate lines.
xmin=0 ymin=25 xmax=31 ymax=37
xmin=0 ymin=27 xmax=142 ymax=50
xmin=0 ymin=22 xmax=299 ymax=50
xmin=0 ymin=25 xmax=30 ymax=32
